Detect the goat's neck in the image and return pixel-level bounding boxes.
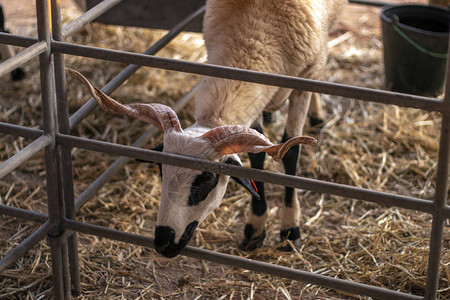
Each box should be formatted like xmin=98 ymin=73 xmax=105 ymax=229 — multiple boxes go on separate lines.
xmin=194 ymin=76 xmax=276 ymax=129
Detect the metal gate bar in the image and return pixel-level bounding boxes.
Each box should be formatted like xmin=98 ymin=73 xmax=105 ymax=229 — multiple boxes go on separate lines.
xmin=0 ymin=221 xmax=54 ymax=273
xmin=61 ymin=0 xmax=123 ymax=39
xmin=64 ymin=217 xmax=423 ymax=300
xmin=0 ymin=203 xmax=48 ymax=222
xmin=3 ymin=34 xmax=443 ymax=112
xmin=0 ymin=32 xmax=37 ymax=47
xmin=0 ymin=1 xmax=448 ymax=299
xmin=0 ymin=41 xmax=46 ymax=78
xmin=52 ymin=40 xmax=446 ymax=112
xmin=34 ymin=0 xmax=66 ymax=298
xmin=57 ymin=133 xmax=441 ymax=214
xmin=0 ymin=135 xmax=51 ymax=179
xmin=425 ymin=62 xmax=450 ymax=299
xmin=0 ymin=122 xmax=43 ymax=138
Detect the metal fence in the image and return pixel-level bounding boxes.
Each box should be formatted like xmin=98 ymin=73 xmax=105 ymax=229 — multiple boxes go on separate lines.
xmin=0 ymin=0 xmax=448 ymax=299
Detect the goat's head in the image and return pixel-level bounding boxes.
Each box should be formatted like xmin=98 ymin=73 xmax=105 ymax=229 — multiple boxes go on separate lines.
xmin=67 ymin=68 xmax=317 ymax=257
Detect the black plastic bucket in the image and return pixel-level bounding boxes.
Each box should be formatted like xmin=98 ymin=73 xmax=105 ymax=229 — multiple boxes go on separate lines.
xmin=380 ymin=5 xmax=449 ymax=96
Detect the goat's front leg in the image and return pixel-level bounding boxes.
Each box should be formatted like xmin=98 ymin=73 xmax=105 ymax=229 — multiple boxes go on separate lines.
xmin=280 ymin=90 xmax=312 ymax=250
xmin=240 ymin=123 xmax=268 ymax=250
xmin=308 ymin=92 xmax=324 ymax=127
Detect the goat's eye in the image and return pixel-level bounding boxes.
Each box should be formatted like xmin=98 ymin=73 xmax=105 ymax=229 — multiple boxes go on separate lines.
xmin=188 ymin=172 xmax=219 ymax=206
xmin=200 ymin=172 xmax=216 ymax=184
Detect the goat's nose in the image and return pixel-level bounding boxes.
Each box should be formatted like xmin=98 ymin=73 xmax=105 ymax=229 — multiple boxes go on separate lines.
xmin=154 ymin=226 xmax=175 ymax=254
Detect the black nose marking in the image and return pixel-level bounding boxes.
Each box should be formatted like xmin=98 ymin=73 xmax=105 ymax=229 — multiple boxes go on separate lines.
xmin=154 ymin=226 xmax=175 ymax=254
xmin=154 ymin=221 xmax=199 ymax=258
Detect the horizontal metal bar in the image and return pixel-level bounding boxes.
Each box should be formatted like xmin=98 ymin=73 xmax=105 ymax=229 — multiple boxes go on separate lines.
xmin=0 ymin=41 xmax=47 ymax=78
xmin=57 ymin=134 xmax=438 ymax=215
xmin=348 ymin=0 xmax=391 ymax=7
xmin=53 ymin=41 xmax=445 ymax=113
xmin=0 ymin=221 xmax=54 ymax=273
xmin=64 ymin=218 xmax=422 ymax=300
xmin=0 ymin=32 xmax=39 ymax=48
xmin=62 ymin=0 xmax=123 ymax=39
xmin=0 ymin=135 xmax=52 ymax=180
xmin=74 ymin=83 xmax=198 ymax=211
xmin=0 ymin=204 xmax=48 ymax=223
xmin=0 ymin=122 xmax=43 ymax=139
xmin=182 ymin=248 xmax=423 ymax=300
xmin=68 ymin=4 xmax=206 ymax=129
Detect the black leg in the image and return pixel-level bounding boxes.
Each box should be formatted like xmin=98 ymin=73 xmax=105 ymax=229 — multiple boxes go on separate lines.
xmin=280 ymin=130 xmax=301 ymax=250
xmin=240 ymin=124 xmax=268 ymax=250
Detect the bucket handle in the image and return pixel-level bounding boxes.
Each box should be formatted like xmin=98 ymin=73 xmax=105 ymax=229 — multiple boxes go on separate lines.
xmin=391 ymin=14 xmax=448 ymax=59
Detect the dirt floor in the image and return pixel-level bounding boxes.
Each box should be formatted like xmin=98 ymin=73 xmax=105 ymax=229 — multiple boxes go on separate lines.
xmin=1 ymin=0 xmax=449 ymax=299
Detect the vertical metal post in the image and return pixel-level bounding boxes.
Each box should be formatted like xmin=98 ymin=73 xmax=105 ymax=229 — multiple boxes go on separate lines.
xmin=424 ymin=41 xmax=450 ymax=300
xmin=36 ymin=0 xmax=66 ymax=299
xmin=51 ymin=0 xmax=82 ymax=296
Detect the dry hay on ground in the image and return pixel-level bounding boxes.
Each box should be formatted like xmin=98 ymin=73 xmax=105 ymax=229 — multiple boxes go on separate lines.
xmin=0 ymin=2 xmax=449 ymax=299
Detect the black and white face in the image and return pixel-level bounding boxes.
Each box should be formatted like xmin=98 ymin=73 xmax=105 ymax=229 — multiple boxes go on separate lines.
xmin=66 ymin=68 xmax=311 ymax=258
xmin=153 ymin=132 xmax=231 ymax=258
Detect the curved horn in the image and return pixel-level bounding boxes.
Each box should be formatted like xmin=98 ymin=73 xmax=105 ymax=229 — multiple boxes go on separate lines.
xmin=201 ymin=125 xmax=317 ymax=161
xmin=66 ymin=68 xmax=182 ymax=133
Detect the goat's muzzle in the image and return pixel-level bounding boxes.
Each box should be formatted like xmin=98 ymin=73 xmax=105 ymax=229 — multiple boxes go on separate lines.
xmin=154 ymin=221 xmax=199 ymax=258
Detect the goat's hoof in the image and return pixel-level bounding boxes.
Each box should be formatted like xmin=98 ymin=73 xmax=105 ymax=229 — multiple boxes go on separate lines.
xmin=309 ymin=116 xmax=324 ymax=128
xmin=278 ymin=238 xmax=300 ymax=252
xmin=240 ymin=223 xmax=266 ymax=251
xmin=239 ymin=231 xmax=266 ymax=251
xmin=278 ymin=227 xmax=301 ymax=251
xmin=239 ymin=223 xmax=266 ymax=251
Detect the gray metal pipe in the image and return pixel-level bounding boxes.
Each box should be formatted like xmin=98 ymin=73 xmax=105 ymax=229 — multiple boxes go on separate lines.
xmin=62 ymin=0 xmax=122 ymax=39
xmin=0 ymin=32 xmax=37 ymax=47
xmin=36 ymin=0 xmax=66 ymax=298
xmin=0 ymin=41 xmax=46 ymax=78
xmin=64 ymin=218 xmax=423 ymax=300
xmin=0 ymin=122 xmax=43 ymax=139
xmin=57 ymin=133 xmax=442 ymax=216
xmin=0 ymin=134 xmax=51 ymax=179
xmin=0 ymin=221 xmax=54 ymax=274
xmin=0 ymin=203 xmax=48 ymax=223
xmin=424 ymin=41 xmax=450 ymax=300
xmin=51 ymin=0 xmax=83 ymax=294
xmin=53 ymin=41 xmax=445 ymax=114
xmin=348 ymin=0 xmax=392 ymax=6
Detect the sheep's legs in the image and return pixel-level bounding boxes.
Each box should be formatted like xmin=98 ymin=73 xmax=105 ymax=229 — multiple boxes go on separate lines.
xmin=308 ymin=92 xmax=324 ymax=127
xmin=240 ymin=123 xmax=268 ymax=250
xmin=280 ymin=90 xmax=312 ymax=250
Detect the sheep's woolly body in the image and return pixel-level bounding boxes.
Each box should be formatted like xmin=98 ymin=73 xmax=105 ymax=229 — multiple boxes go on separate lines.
xmin=195 ymin=0 xmax=345 ymax=128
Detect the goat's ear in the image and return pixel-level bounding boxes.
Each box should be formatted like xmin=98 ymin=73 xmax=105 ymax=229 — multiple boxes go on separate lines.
xmin=135 ymin=143 xmax=164 ymax=163
xmin=152 ymin=143 xmax=164 ymax=152
xmin=224 ymin=157 xmax=260 ymax=200
xmin=66 ymin=68 xmax=182 ymax=133
xmin=202 ymin=125 xmax=317 ymax=161
xmin=136 ymin=143 xmax=164 ymax=178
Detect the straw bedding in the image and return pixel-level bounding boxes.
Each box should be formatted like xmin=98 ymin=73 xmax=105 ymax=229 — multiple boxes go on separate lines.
xmin=0 ymin=1 xmax=449 ymax=299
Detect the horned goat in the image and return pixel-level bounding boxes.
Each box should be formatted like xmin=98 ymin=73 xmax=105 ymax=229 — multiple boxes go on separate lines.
xmin=68 ymin=0 xmax=346 ymax=258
